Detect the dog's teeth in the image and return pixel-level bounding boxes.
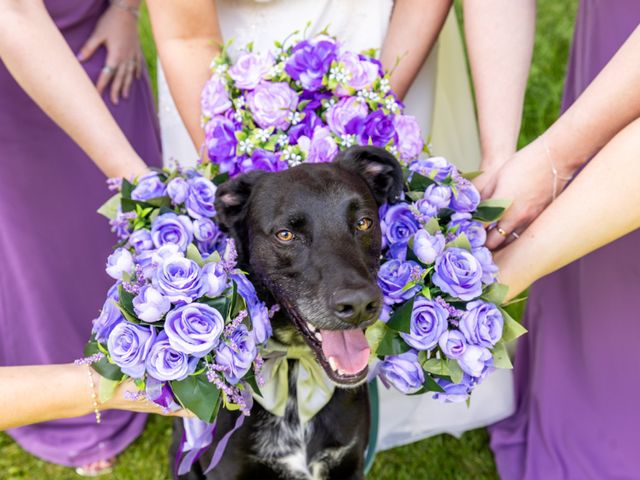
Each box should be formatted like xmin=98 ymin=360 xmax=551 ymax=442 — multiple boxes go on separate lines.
xmin=328 ymin=356 xmax=339 ymax=372
xmin=305 ymin=321 xmax=317 ymax=332
xmin=314 ymin=332 xmax=323 ymax=342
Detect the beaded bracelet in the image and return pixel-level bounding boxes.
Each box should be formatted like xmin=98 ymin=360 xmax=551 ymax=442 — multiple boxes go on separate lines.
xmin=543 ymin=135 xmax=573 ymax=201
xmin=87 ymin=366 xmax=102 ymax=424
xmin=109 ymin=0 xmax=140 ymax=19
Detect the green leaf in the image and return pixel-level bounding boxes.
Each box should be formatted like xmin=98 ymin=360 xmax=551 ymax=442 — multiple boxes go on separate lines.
xmin=186 ymin=244 xmax=206 ymax=266
xmin=424 ymin=217 xmax=441 ymax=235
xmin=446 ymin=232 xmax=472 ymax=251
xmin=376 ymin=328 xmax=411 ymax=356
xmin=143 ymin=196 xmax=171 ymax=209
xmin=171 ymin=372 xmax=221 ymax=423
xmin=213 ymin=172 xmax=230 ymax=186
xmin=228 ymin=281 xmax=239 ymax=319
xmin=244 ymin=375 xmax=262 ymax=398
xmin=460 ymin=170 xmax=483 ymax=181
xmin=422 ymin=358 xmax=451 ymax=376
xmin=386 ymin=298 xmax=415 ymax=333
xmin=97 ymin=193 xmax=122 ymax=220
xmin=499 ymin=307 xmax=528 ymax=343
xmin=421 ymin=286 xmax=432 ymax=299
xmin=121 ymin=179 xmax=134 ymax=199
xmin=491 ymin=340 xmax=513 ymax=369
xmin=83 ymin=341 xmax=124 ymax=381
xmin=202 ymin=296 xmax=230 ymax=318
xmin=118 ymin=285 xmax=139 ymax=322
xmin=406 ymin=191 xmax=423 ymax=202
xmin=473 ymin=198 xmax=512 ymax=223
xmin=408 ymin=172 xmax=435 ymax=191
xmin=99 ymin=377 xmax=120 ymax=403
xmin=423 ymin=373 xmax=445 ymax=393
xmin=481 ymin=282 xmax=509 ymax=305
xmin=447 ymin=359 xmax=464 ymax=384
xmin=365 ymin=321 xmax=387 ymax=356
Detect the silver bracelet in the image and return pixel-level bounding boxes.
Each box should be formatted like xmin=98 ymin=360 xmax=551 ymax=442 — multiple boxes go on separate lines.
xmin=110 ymin=0 xmax=140 ymax=19
xmin=543 ymin=135 xmax=573 ymax=201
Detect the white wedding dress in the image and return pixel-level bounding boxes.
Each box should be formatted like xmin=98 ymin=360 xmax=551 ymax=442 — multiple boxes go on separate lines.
xmin=158 ymin=0 xmax=515 ymax=452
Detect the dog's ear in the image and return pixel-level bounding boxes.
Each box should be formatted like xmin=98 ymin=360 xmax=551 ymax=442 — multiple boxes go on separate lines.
xmin=214 ymin=170 xmax=266 ymax=234
xmin=334 ymin=146 xmax=404 ymax=205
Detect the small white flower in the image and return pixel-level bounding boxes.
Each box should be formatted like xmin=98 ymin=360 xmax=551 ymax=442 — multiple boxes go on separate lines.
xmin=257 ymin=129 xmax=271 ymax=142
xmin=238 ymin=139 xmax=254 ymax=154
xmin=277 ymin=134 xmax=289 ymax=147
xmin=380 ymin=77 xmax=391 ymax=93
xmin=235 ymin=96 xmax=246 ymax=108
xmin=215 ymin=64 xmax=228 ymax=75
xmin=387 ymin=145 xmax=399 ymax=156
xmin=287 ymin=111 xmax=302 ymax=125
xmin=340 ymin=134 xmax=356 ymax=148
xmin=368 ymin=91 xmax=380 ymax=102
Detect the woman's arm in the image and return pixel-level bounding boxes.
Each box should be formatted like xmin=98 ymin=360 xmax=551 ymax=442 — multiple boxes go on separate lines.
xmin=0 ymin=0 xmax=147 ymax=179
xmin=146 ymin=0 xmax=222 ymax=151
xmin=496 ymin=118 xmax=640 ymax=301
xmin=0 ymin=364 xmax=190 ymax=430
xmin=462 ymin=0 xmax=536 ymax=173
xmin=380 ymin=0 xmax=452 ymax=100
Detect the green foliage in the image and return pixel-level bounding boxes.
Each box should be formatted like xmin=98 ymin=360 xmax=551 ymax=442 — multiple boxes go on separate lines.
xmin=171 ymin=372 xmax=221 ymax=423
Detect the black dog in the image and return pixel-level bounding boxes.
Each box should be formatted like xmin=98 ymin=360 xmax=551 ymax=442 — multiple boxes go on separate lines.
xmin=172 ymin=146 xmax=403 ymax=480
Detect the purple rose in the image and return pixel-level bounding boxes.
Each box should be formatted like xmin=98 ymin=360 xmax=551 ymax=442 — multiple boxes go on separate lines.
xmin=380 ymin=350 xmax=425 ymax=394
xmin=153 ymin=253 xmax=205 ymax=304
xmin=145 ymin=331 xmax=199 ymax=381
xmin=400 ymin=296 xmax=449 ymax=350
xmin=107 ymin=322 xmax=156 ymax=378
xmin=93 ymin=283 xmax=124 ymax=342
xmin=285 ymin=38 xmax=337 ymax=91
xmin=433 ymin=248 xmax=484 ymax=301
xmin=414 ymin=199 xmax=439 ymax=221
xmin=448 ymin=213 xmax=487 ymax=249
xmin=106 ymin=247 xmax=134 ymax=280
xmin=297 ymin=127 xmax=338 ymax=163
xmin=164 ymin=303 xmax=225 ymax=357
xmin=204 ymin=115 xmax=238 ymax=173
xmin=449 ymin=178 xmax=481 ymax=213
xmin=246 ymin=82 xmax=298 ymax=130
xmin=393 ymin=115 xmax=424 ymax=160
xmin=151 ymin=213 xmax=193 ymax=252
xmin=133 ymin=285 xmax=171 ymax=323
xmin=423 ymin=184 xmax=452 ymax=209
xmin=146 ymin=376 xmax=181 ymax=412
xmin=228 ymin=51 xmax=272 ymax=90
xmin=458 ymin=344 xmax=492 ymax=378
xmin=137 ymin=244 xmax=180 ymax=280
xmin=459 ymin=300 xmax=504 ymax=348
xmin=378 ymin=259 xmax=421 ymax=305
xmin=193 ymin=218 xmax=218 ymax=243
xmin=186 ymin=177 xmax=217 ymax=220
xmin=231 ymin=273 xmax=272 ymax=344
xmin=288 ymin=110 xmax=325 ymax=145
xmin=335 ymin=51 xmax=379 ymax=95
xmin=202 ymin=262 xmax=228 ymax=298
xmin=201 ymin=75 xmax=232 ymax=117
xmin=215 ymin=324 xmax=257 ymax=384
xmin=412 ymin=230 xmax=445 ymax=265
xmin=167 ymin=177 xmax=189 ymax=205
xmin=433 ymin=375 xmax=473 ymax=403
xmin=240 ymin=149 xmax=288 ymax=173
xmin=353 ymin=110 xmax=397 ymax=147
xmin=472 ymin=247 xmax=498 ymax=284
xmin=409 ymin=156 xmax=454 ymax=182
xmin=438 ymin=329 xmax=467 ymax=359
xmin=128 ymin=229 xmax=154 ymax=254
xmin=381 ymin=203 xmax=420 ymax=248
xmin=326 ymin=97 xmax=368 ymax=137
xmin=131 ymin=172 xmax=166 ymax=201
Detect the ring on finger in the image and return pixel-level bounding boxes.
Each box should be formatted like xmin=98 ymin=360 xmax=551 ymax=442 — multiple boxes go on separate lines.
xmin=101 ymin=65 xmax=117 ymax=76
xmin=496 ymin=226 xmax=509 ymax=238
xmin=511 ymin=231 xmax=520 ymax=240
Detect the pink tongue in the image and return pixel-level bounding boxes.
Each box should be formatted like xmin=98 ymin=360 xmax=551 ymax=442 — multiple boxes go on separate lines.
xmin=320 ymin=329 xmax=370 ymax=375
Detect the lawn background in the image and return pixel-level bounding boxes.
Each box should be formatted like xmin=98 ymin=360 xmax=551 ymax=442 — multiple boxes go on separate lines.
xmin=0 ymin=1 xmax=577 ymax=478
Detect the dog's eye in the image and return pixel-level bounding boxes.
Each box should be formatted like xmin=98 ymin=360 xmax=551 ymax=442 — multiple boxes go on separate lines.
xmin=356 ymin=217 xmax=373 ymax=232
xmin=276 ymin=230 xmax=295 ymax=242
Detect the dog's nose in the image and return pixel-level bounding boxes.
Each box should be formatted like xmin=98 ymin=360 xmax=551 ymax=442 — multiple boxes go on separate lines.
xmin=331 ymin=287 xmax=380 ymax=325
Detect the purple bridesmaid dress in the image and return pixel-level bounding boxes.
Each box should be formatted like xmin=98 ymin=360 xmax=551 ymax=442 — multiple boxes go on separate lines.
xmin=490 ymin=2 xmax=640 ymax=479
xmin=0 ymin=0 xmax=161 ymax=467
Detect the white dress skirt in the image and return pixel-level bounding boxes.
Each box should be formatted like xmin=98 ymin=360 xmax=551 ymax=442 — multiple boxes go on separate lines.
xmin=157 ymin=0 xmax=515 ymax=452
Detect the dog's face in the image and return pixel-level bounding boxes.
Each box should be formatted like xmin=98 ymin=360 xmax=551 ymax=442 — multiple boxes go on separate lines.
xmin=215 ymin=146 xmax=403 ymax=386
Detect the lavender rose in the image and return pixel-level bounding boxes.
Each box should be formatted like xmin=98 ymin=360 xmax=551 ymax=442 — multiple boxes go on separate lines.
xmin=335 ymin=51 xmax=378 ymax=95
xmin=378 ymin=259 xmax=422 ymax=305
xmin=472 ymin=247 xmax=498 ymax=284
xmin=394 ymin=115 xmax=424 ymax=160
xmin=448 ymin=213 xmax=487 ymax=249
xmin=145 ymin=331 xmax=198 ymax=381
xmin=409 ymin=156 xmax=454 ymax=182
xmin=246 ymin=82 xmax=298 ymax=130
xmin=106 ymin=247 xmax=134 ymax=280
xmin=131 ymin=172 xmax=166 ymax=201
xmin=352 ymin=110 xmax=397 ymax=147
xmin=433 ymin=248 xmax=484 ymax=301
xmin=458 ymin=344 xmax=492 ymax=378
xmin=164 ymin=303 xmax=224 ymax=357
xmin=449 ymin=178 xmax=481 ymax=213
xmin=201 ymin=75 xmax=232 ymax=117
xmin=298 ymin=127 xmax=338 ymax=163
xmin=381 ymin=203 xmax=420 ymax=248
xmin=459 ymin=300 xmax=504 ymax=348
xmin=438 ymin=329 xmax=467 ymax=359
xmin=128 ymin=229 xmax=154 ymax=254
xmin=285 ymin=38 xmax=337 ymax=91
xmin=93 ymin=283 xmax=124 ymax=342
xmin=228 ymin=51 xmax=272 ymax=90
xmin=205 ymin=115 xmax=238 ymax=174
xmin=412 ymin=230 xmax=445 ymax=265
xmin=151 ymin=213 xmax=193 ymax=252
xmin=326 ymin=97 xmax=368 ymax=137
xmin=240 ymin=149 xmax=288 ymax=173
xmin=423 ymin=184 xmax=452 ymax=209
xmin=167 ymin=177 xmax=189 ymax=205
xmin=231 ymin=273 xmax=272 ymax=344
xmin=379 ymin=350 xmax=425 ymax=394
xmin=133 ymin=285 xmax=171 ymax=323
xmin=153 ymin=253 xmax=205 ymax=304
xmin=186 ymin=177 xmax=217 ymax=219
xmin=415 ymin=199 xmax=439 ymax=220
xmin=202 ymin=262 xmax=228 ymax=298
xmin=215 ymin=324 xmax=257 ymax=384
xmin=433 ymin=375 xmax=473 ymax=403
xmin=107 ymin=322 xmax=156 ymax=378
xmin=400 ymin=296 xmax=449 ymax=350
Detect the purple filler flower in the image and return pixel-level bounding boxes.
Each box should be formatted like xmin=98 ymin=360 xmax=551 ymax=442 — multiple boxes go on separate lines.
xmin=412 ymin=230 xmax=445 ymax=265
xmin=459 ymin=300 xmax=504 ymax=348
xmin=153 ymin=253 xmax=205 ymax=304
xmin=205 ymin=115 xmax=238 ymax=173
xmin=326 ymin=97 xmax=368 ymax=137
xmin=246 ymin=82 xmax=298 ymax=130
xmin=133 ymin=285 xmax=171 ymax=323
xmin=400 ymin=296 xmax=449 ymax=350
xmin=151 ymin=213 xmax=194 ymax=252
xmin=285 ymin=38 xmax=337 ymax=91
xmin=164 ymin=303 xmax=225 ymax=357
xmin=107 ymin=322 xmax=156 ymax=378
xmin=201 ymin=75 xmax=232 ymax=117
xmin=166 ymin=177 xmax=189 ymax=205
xmin=215 ymin=324 xmax=257 ymax=384
xmin=186 ymin=177 xmax=217 ymax=219
xmin=378 ymin=259 xmax=422 ymax=305
xmin=380 ymin=350 xmax=425 ymax=394
xmin=145 ymin=331 xmax=198 ymax=381
xmin=131 ymin=172 xmax=166 ymax=201
xmin=433 ymin=248 xmax=484 ymax=301
xmin=393 ymin=115 xmax=424 ymax=161
xmin=228 ymin=51 xmax=272 ymax=90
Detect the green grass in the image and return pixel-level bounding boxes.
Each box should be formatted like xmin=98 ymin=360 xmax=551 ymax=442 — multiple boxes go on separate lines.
xmin=0 ymin=2 xmax=577 ymax=478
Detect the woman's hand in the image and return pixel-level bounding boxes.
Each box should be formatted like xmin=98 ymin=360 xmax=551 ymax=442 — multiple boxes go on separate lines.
xmin=78 ymin=3 xmax=143 ymax=105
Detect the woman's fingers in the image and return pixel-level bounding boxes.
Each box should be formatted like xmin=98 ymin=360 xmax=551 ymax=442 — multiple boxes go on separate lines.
xmin=486 ymin=208 xmax=525 ymax=250
xmin=110 ymin=62 xmax=128 ymax=104
xmin=96 ymin=64 xmax=117 ymax=95
xmin=121 ymin=59 xmax=136 ymax=99
xmin=77 ymin=33 xmax=103 ymax=62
